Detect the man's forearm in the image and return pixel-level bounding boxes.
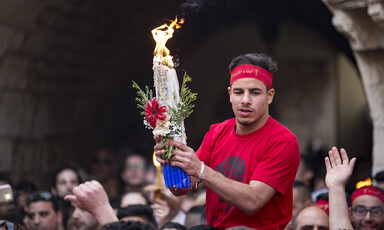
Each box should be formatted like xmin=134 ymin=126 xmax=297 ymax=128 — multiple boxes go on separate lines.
xmin=328 ymin=185 xmax=353 ymax=230
xmin=201 ymin=165 xmax=275 ymax=215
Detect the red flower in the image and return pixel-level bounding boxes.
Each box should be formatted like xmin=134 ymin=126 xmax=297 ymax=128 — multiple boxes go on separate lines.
xmin=145 ymin=98 xmax=167 ymax=128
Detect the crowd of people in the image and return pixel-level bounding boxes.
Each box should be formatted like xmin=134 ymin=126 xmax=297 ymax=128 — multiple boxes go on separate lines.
xmin=1 ymin=53 xmax=384 ymax=230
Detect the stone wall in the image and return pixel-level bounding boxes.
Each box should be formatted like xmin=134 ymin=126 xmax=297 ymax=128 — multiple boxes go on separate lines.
xmin=322 ymin=0 xmax=384 ymax=175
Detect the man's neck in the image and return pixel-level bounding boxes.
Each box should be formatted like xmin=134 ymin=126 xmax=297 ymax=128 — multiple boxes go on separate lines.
xmin=235 ymin=115 xmax=270 ymax=135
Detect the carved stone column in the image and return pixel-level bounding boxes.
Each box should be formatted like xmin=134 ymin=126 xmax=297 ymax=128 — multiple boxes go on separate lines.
xmin=322 ymin=0 xmax=384 ymax=175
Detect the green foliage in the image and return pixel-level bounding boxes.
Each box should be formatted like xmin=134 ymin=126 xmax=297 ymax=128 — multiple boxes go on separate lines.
xmin=180 ymin=72 xmax=197 ymax=119
xmin=132 ymin=81 xmax=153 ymax=116
xmin=132 ymin=73 xmax=197 ymax=159
xmin=169 ymin=72 xmax=197 ymax=125
xmin=161 ymin=138 xmax=173 ymax=160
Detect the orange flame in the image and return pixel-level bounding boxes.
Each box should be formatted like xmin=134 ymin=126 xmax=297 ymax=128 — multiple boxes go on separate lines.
xmin=356 ymin=178 xmax=372 ymax=189
xmin=153 ymin=151 xmax=160 ymax=168
xmin=151 ymin=17 xmax=184 ymax=67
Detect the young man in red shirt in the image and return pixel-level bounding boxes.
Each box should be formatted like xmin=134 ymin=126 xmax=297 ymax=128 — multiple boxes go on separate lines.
xmin=155 ymin=53 xmax=300 ymax=229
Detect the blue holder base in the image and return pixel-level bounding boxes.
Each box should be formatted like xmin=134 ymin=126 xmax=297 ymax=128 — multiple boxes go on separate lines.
xmin=162 ymin=163 xmax=191 ymax=188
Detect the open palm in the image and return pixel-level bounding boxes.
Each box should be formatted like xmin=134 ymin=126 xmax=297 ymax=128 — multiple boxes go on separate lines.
xmin=325 ymin=147 xmax=356 ymax=189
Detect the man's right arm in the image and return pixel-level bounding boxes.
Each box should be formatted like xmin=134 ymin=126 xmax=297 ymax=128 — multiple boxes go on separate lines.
xmin=325 ymin=147 xmax=356 ymax=230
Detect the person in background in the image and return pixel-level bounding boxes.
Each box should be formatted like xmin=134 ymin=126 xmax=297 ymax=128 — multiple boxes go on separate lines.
xmin=51 ymin=164 xmax=82 ymax=229
xmin=15 ymin=179 xmax=38 ymax=209
xmin=71 ymin=204 xmax=99 ymax=230
xmin=100 ymin=221 xmax=155 ymax=230
xmin=295 ymin=154 xmax=315 ymax=189
xmin=51 ymin=164 xmax=81 ymax=199
xmin=65 ymin=182 xmax=155 ymax=230
xmin=26 ymin=191 xmax=64 ymax=230
xmin=120 ymin=154 xmax=147 ymax=192
xmin=284 ymin=181 xmax=314 ymax=230
xmin=116 ymin=205 xmax=157 ymax=228
xmin=374 ymin=170 xmax=384 ymax=191
xmin=293 ymin=206 xmax=329 ymax=230
xmin=350 ymin=186 xmax=384 ymax=229
xmin=89 ymin=148 xmax=119 ymax=198
xmin=158 ymin=221 xmax=186 ymax=230
xmin=184 ymin=205 xmax=206 ymax=229
xmin=119 ymin=190 xmax=151 ymax=208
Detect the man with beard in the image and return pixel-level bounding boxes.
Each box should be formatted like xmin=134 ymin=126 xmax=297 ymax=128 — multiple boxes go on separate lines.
xmin=26 ymin=191 xmax=63 ymax=230
xmin=154 ymin=53 xmax=300 ymax=229
xmin=71 ymin=204 xmax=99 ymax=230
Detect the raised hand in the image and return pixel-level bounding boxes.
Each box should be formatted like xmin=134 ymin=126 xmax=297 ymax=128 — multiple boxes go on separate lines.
xmin=64 ymin=180 xmax=118 ymax=226
xmin=325 ymin=147 xmax=356 ymax=189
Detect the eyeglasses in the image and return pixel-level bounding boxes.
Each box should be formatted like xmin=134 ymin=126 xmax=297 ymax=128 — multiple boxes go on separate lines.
xmin=125 ymin=162 xmax=145 ymax=170
xmin=27 ymin=191 xmax=53 ymax=203
xmin=352 ymin=205 xmax=384 ymax=217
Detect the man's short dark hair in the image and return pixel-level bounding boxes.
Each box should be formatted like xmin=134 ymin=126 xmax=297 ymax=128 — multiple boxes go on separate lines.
xmin=101 ymin=221 xmax=155 ymax=230
xmin=159 ymin=221 xmax=186 ymax=230
xmin=116 ymin=205 xmax=156 ymax=228
xmin=188 ymin=224 xmax=220 ymax=230
xmin=228 ymin=53 xmax=278 ymax=74
xmin=374 ymin=170 xmax=384 ymax=182
xmin=26 ymin=191 xmax=60 ymax=212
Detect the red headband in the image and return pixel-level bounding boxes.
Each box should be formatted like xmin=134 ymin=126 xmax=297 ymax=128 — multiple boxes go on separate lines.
xmin=351 ymin=186 xmax=384 ymax=204
xmin=230 ymin=64 xmax=273 ymax=89
xmin=316 ymin=199 xmax=329 ymax=215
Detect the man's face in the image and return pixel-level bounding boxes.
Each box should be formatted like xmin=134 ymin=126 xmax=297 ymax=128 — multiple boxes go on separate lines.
xmin=54 ymin=169 xmax=79 ymax=198
xmin=121 ymin=155 xmax=146 ymax=187
xmin=228 ymin=78 xmax=274 ymax=132
xmin=351 ymin=195 xmax=384 ymax=230
xmin=295 ymin=206 xmax=329 ymax=230
xmin=28 ymin=201 xmax=62 ymax=230
xmin=72 ymin=205 xmax=98 ymax=230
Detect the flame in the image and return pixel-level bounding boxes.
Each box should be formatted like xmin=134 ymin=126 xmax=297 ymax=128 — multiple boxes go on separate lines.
xmin=153 ymin=151 xmax=161 ymax=168
xmin=151 ymin=17 xmax=184 ymax=67
xmin=356 ymin=178 xmax=372 ymax=189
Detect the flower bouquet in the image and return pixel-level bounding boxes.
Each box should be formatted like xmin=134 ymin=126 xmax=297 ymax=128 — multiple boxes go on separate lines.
xmin=132 ymin=72 xmax=197 ymax=189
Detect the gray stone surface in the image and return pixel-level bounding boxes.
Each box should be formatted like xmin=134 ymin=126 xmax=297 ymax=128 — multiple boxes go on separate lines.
xmin=323 ymin=0 xmax=384 ymax=173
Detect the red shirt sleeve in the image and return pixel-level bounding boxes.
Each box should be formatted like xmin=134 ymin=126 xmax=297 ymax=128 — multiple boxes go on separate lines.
xmin=251 ymin=135 xmax=300 ymax=196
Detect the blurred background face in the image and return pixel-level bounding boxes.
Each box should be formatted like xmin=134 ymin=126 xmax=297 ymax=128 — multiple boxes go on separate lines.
xmin=121 ymin=155 xmax=146 ymax=187
xmin=351 ymin=195 xmax=384 ymax=230
xmin=72 ymin=205 xmax=98 ymax=230
xmin=54 ymin=169 xmax=79 ymax=198
xmin=28 ymin=201 xmax=61 ymax=230
xmin=91 ymin=149 xmax=114 ymax=181
xmin=120 ymin=192 xmax=148 ymax=207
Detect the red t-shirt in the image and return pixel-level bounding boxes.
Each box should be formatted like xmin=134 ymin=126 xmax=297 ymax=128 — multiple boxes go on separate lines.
xmin=196 ymin=116 xmax=300 ymax=229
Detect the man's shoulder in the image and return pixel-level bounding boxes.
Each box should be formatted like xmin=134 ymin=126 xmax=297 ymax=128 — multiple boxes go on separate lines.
xmin=209 ymin=118 xmax=236 ymax=131
xmin=267 ymin=117 xmax=297 ymax=138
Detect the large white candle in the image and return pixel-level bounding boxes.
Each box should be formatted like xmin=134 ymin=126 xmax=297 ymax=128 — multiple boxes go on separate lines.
xmin=151 ymin=19 xmax=186 ymax=144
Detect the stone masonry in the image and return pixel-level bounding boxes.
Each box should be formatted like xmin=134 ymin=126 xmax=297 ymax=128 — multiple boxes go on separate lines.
xmin=322 ymin=0 xmax=384 ymax=174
